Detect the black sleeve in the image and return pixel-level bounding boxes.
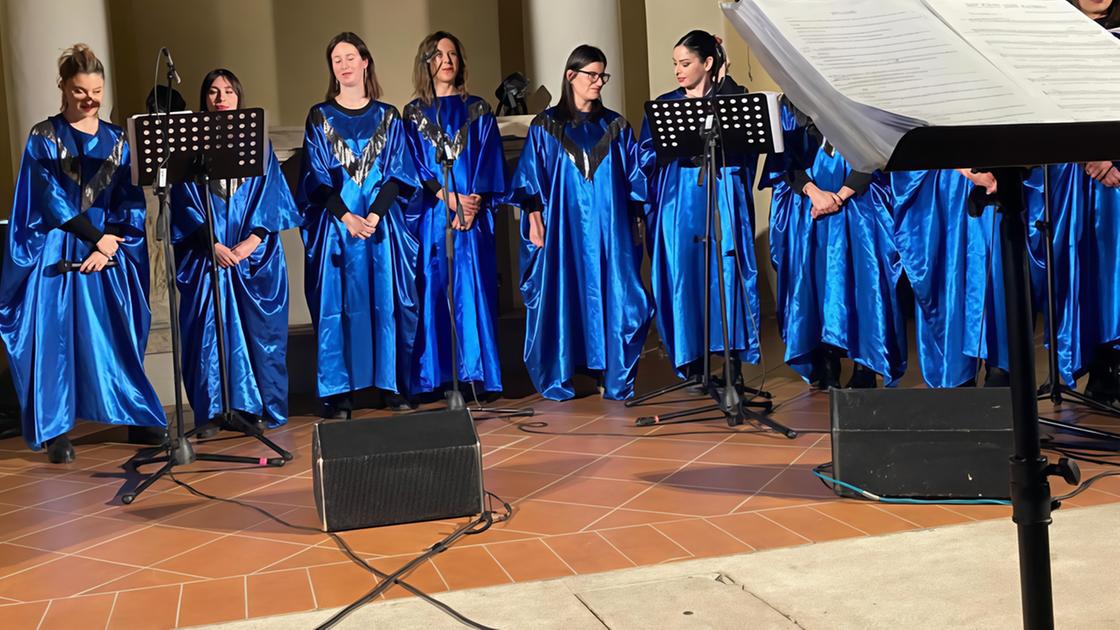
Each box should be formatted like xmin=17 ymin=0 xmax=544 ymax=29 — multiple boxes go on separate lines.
xmin=103 ymin=223 xmax=124 ymax=237
xmin=60 ymin=214 xmax=104 ymax=244
xmin=841 ymin=171 xmax=874 ymax=196
xmin=188 ymin=225 xmax=217 ymax=250
xmin=523 ymin=196 xmax=544 ymax=214
xmin=326 ymin=193 xmax=350 ymax=220
xmin=368 ymin=180 xmax=401 ymax=218
xmin=422 ymin=179 xmax=442 ymax=195
xmin=790 ymin=170 xmax=814 ymax=195
xmin=250 ymin=227 xmax=269 ymax=240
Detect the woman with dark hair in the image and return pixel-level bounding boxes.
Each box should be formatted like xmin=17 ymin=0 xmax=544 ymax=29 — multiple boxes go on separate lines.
xmin=298 ymin=32 xmax=421 ymax=417
xmin=0 ymin=44 xmax=165 ymax=462
xmin=761 ymin=99 xmax=906 ymax=389
xmin=638 ymin=30 xmax=760 ymax=384
xmin=890 ymin=168 xmax=1009 ymax=388
xmin=170 ymin=69 xmax=300 ymax=436
xmin=1020 ymin=1 xmax=1120 ymax=400
xmin=508 ymin=44 xmax=652 ymax=400
xmin=404 ymin=32 xmax=506 ymax=397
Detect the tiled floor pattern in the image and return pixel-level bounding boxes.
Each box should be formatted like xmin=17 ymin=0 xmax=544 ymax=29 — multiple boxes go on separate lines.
xmin=1 ymin=379 xmax=1118 ymax=629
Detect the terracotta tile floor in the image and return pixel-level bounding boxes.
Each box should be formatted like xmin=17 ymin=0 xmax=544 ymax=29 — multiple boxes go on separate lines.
xmin=1 ymin=375 xmax=1118 ymax=629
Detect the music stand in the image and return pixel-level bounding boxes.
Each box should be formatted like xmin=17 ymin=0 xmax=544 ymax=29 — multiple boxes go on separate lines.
xmin=885 ymin=120 xmax=1120 ymax=630
xmin=632 ymin=92 xmax=794 ymax=437
xmin=121 ymin=105 xmax=292 ymax=504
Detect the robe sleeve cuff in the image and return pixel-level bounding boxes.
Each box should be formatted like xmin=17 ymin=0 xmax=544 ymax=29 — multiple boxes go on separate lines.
xmin=326 ymin=193 xmax=350 ymax=221
xmin=422 ymin=179 xmax=442 ymax=195
xmin=60 ymin=214 xmax=104 ymax=244
xmin=790 ymin=170 xmax=813 ymax=195
xmin=368 ymin=180 xmax=401 ymax=218
xmin=250 ymin=227 xmax=269 ymax=240
xmin=842 ymin=171 xmax=874 ymax=196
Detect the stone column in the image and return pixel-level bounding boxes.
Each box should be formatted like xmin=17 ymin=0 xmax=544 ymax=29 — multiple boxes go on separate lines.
xmin=524 ymin=0 xmax=625 ymax=114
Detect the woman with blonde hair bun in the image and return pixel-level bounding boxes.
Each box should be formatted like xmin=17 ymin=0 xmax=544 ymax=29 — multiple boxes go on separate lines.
xmin=0 ymin=44 xmax=166 ymax=463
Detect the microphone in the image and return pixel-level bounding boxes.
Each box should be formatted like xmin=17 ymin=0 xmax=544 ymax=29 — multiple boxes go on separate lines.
xmin=55 ymin=259 xmax=118 ymax=274
xmin=160 ymin=47 xmax=182 ymax=85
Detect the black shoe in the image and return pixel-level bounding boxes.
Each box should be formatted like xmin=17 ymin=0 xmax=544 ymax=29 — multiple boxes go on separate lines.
xmin=845 ymin=364 xmax=878 ymax=389
xmin=1084 ymin=358 xmax=1118 ymax=403
xmin=813 ymin=350 xmax=842 ymax=390
xmin=195 ymin=420 xmax=221 ymax=439
xmin=46 ymin=435 xmax=75 ymax=464
xmin=984 ymin=367 xmax=1010 ymax=389
xmin=230 ymin=410 xmax=266 ymax=434
xmin=385 ymin=392 xmax=415 ymax=412
xmin=127 ymin=426 xmax=168 ymax=446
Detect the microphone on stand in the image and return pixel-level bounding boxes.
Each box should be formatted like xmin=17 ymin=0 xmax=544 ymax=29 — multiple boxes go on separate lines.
xmin=55 ymin=259 xmax=118 ymax=274
xmin=160 ymin=47 xmax=182 ymax=84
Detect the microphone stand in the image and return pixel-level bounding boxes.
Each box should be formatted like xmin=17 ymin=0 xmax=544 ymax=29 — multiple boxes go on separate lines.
xmin=425 ymin=61 xmax=532 ymax=420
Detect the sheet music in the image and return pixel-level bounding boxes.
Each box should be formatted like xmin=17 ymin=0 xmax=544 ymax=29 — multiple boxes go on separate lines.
xmin=921 ymin=0 xmax=1120 ymax=121
xmin=751 ymin=0 xmax=1067 ymax=125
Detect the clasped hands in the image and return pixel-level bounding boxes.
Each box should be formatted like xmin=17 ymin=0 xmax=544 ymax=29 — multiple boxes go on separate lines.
xmin=803 ymin=182 xmax=855 ymax=219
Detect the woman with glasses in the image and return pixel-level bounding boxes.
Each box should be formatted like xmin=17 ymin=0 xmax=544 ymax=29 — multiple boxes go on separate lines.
xmin=508 ymin=45 xmax=652 ymax=400
xmin=297 ymin=32 xmax=421 ymax=418
xmin=638 ymin=30 xmax=761 ymax=385
xmin=403 ymin=31 xmax=506 ymax=399
xmin=170 ymin=69 xmax=300 ymax=436
xmin=760 ymin=99 xmax=906 ymax=389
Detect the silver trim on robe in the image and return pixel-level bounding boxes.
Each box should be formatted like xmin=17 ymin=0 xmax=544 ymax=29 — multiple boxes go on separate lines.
xmin=532 ymin=113 xmax=629 ymax=181
xmin=31 ymin=120 xmax=127 ymax=212
xmin=312 ymin=106 xmax=397 ymax=186
xmin=404 ymin=99 xmax=490 ymax=164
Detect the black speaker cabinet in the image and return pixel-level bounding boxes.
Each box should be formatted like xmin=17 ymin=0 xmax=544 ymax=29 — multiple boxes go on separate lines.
xmin=830 ymin=387 xmax=1014 ymax=500
xmin=311 ymin=408 xmax=484 ymax=532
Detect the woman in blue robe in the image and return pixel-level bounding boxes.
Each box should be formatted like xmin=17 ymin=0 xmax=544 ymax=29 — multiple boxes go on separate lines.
xmin=508 ymin=45 xmax=653 ymax=401
xmin=403 ymin=32 xmax=506 ymax=397
xmin=1026 ymin=1 xmax=1120 ymax=399
xmin=1025 ymin=161 xmax=1120 ymax=399
xmin=0 ymin=44 xmax=164 ymax=462
xmin=297 ymin=32 xmax=421 ymax=417
xmin=639 ymin=31 xmax=762 ymax=380
xmin=170 ymin=69 xmax=300 ymax=436
xmin=891 ymin=169 xmax=1009 ymax=387
xmin=761 ymin=101 xmax=906 ymax=388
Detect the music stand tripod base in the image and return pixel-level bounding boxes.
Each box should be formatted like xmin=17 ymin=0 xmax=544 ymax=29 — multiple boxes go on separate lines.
xmin=633 ymin=92 xmax=791 ymax=438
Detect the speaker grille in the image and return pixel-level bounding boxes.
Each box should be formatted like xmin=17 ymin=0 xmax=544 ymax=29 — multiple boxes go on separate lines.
xmin=312 ymin=409 xmax=484 ymax=531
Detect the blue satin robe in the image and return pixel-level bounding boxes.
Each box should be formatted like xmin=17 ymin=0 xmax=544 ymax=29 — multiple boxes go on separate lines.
xmin=0 ymin=116 xmax=165 ymax=449
xmin=762 ymin=110 xmax=906 ymax=385
xmin=891 ymin=170 xmax=1008 ymax=387
xmin=296 ymin=101 xmax=421 ymax=398
xmin=1025 ymin=164 xmax=1120 ymax=386
xmin=639 ymin=89 xmax=761 ymax=375
xmin=403 ymin=95 xmax=506 ymax=394
xmin=509 ymin=107 xmax=653 ymax=400
xmin=170 ymin=146 xmax=299 ymax=427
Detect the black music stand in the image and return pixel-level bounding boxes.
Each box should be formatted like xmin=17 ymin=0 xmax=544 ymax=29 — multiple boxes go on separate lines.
xmin=886 ymin=120 xmax=1120 ymax=630
xmin=632 ymin=93 xmax=794 ymax=437
xmin=121 ymin=105 xmax=291 ymax=504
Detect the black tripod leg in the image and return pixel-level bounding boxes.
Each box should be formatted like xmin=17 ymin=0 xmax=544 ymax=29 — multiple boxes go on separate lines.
xmin=121 ymin=458 xmax=173 ymax=504
xmin=635 ymin=404 xmax=722 ymax=427
xmin=625 ymin=376 xmax=703 ymax=407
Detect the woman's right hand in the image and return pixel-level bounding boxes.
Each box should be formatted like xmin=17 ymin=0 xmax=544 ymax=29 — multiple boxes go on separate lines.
xmin=80 ymin=250 xmax=110 ymax=274
xmin=342 ymin=212 xmax=374 ymax=239
xmin=528 ymin=211 xmax=546 ymax=248
xmin=95 ymin=234 xmax=124 ymax=258
xmin=442 ymin=190 xmax=482 ymax=215
xmin=213 ymin=243 xmax=240 ymax=268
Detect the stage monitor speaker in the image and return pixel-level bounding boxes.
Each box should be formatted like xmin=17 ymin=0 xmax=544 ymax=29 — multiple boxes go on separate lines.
xmin=311 ymin=408 xmax=484 ymax=532
xmin=829 ymin=387 xmax=1013 ymax=500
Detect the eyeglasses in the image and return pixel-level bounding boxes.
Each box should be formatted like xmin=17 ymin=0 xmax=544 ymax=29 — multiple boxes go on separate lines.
xmin=575 ymin=70 xmax=611 ymax=85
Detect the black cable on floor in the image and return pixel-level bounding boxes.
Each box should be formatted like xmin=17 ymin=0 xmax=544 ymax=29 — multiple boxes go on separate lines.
xmin=168 ymin=472 xmax=510 ymax=629
xmin=507 ymin=418 xmax=829 ymax=438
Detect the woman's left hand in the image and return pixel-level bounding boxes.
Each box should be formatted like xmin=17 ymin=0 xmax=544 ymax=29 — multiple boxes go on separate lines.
xmin=231 ymin=234 xmax=263 ymax=262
